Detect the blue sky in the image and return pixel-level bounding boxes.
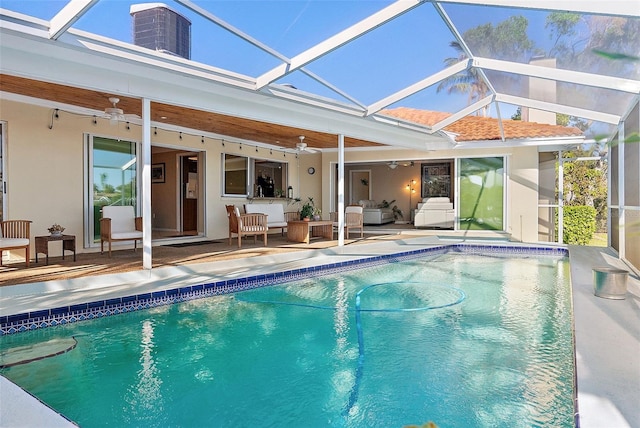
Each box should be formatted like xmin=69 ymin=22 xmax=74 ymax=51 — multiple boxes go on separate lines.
xmin=0 ymin=1 xmax=607 ymax=120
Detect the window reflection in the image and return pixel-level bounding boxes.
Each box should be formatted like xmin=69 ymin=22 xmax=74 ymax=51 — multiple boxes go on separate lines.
xmin=254 ymin=159 xmax=287 ymax=198
xmin=222 ymin=154 xmax=288 ymax=198
xmin=223 ymin=154 xmax=248 ymax=196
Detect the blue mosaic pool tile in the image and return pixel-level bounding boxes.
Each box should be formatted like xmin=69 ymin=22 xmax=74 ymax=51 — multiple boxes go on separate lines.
xmin=7 ymin=313 xmax=29 ymax=324
xmin=1 ymin=243 xmax=570 ymax=335
xmin=88 ymin=301 xmax=104 ymax=309
xmin=29 ymin=310 xmax=50 ymax=319
xmin=69 ymin=303 xmax=87 ymax=312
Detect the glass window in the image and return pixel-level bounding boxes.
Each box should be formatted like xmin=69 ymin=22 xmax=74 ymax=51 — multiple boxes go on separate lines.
xmin=253 ymin=159 xmax=288 ymax=198
xmin=90 ymin=136 xmax=138 ymax=243
xmin=223 ymin=154 xmax=289 ymax=198
xmin=458 ymin=157 xmax=504 ymax=231
xmin=223 ymin=154 xmax=248 ymax=196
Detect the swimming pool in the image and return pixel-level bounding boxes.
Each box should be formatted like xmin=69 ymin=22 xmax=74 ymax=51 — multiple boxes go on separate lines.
xmin=0 ymin=247 xmax=574 ymax=427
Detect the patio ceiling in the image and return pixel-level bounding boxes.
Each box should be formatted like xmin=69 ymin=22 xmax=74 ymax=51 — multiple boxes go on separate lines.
xmin=0 ymin=75 xmax=383 ymax=151
xmin=0 ymin=1 xmax=639 ymax=150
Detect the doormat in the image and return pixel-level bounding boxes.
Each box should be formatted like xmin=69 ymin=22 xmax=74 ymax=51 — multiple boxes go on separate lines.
xmin=163 ymin=240 xmax=223 ymax=248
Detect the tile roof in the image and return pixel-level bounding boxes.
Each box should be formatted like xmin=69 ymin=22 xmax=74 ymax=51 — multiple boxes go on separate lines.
xmin=381 ymin=107 xmax=584 ymax=142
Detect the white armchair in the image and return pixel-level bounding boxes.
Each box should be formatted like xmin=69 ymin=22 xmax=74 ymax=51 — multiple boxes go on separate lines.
xmin=414 ymin=197 xmax=455 ymax=229
xmin=100 ymin=206 xmax=143 ymax=257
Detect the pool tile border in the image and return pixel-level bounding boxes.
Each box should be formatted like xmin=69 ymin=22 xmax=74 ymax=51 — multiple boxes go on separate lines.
xmin=1 ymin=244 xmax=567 ymax=335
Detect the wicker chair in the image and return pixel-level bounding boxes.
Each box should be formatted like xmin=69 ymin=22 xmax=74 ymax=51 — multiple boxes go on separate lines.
xmin=100 ymin=206 xmax=143 ymax=257
xmin=0 ymin=220 xmax=32 ymax=267
xmin=226 ymin=205 xmax=268 ymax=248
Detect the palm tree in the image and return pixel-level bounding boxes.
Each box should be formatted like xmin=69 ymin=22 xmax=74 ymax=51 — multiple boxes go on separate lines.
xmin=436 ymin=41 xmax=490 ymax=116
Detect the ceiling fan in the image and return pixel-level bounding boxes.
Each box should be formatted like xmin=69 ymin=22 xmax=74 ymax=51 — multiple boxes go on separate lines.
xmin=387 ymin=160 xmax=415 ymax=169
xmin=295 ymin=135 xmax=319 ymax=153
xmin=102 ymin=97 xmax=140 ymax=124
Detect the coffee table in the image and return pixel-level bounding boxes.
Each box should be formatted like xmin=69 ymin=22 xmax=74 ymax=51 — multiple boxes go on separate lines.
xmin=287 ymin=220 xmax=333 ymax=244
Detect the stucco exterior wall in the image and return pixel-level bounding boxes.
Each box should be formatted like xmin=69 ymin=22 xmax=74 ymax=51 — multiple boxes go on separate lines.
xmin=2 ymin=97 xmax=553 ymax=261
xmin=0 ymin=99 xmax=311 ymax=256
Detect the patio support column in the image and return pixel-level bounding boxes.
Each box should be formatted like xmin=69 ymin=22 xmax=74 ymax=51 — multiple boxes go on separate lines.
xmin=337 ymin=134 xmax=345 ymax=246
xmin=142 ymin=98 xmax=152 ymax=270
xmin=558 ymin=150 xmax=564 ymax=244
xmin=617 ymin=122 xmax=625 ymax=260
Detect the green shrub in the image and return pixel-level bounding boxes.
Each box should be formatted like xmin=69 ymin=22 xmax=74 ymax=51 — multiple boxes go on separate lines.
xmin=557 ymin=205 xmax=597 ymax=245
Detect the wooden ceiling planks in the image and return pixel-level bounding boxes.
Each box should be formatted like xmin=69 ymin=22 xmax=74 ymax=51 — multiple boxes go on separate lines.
xmin=1 ymin=74 xmax=381 ymax=151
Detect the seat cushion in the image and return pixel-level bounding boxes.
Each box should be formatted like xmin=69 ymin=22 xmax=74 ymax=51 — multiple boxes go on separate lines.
xmin=0 ymin=238 xmax=29 ymax=248
xmin=110 ymin=231 xmax=143 ymax=240
xmin=103 ymin=206 xmax=138 ymax=232
xmin=245 ymin=204 xmax=286 ymax=226
xmin=358 ymin=200 xmax=378 ymax=209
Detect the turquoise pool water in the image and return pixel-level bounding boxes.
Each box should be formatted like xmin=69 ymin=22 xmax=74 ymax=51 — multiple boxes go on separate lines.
xmin=0 ymin=252 xmax=574 ymax=427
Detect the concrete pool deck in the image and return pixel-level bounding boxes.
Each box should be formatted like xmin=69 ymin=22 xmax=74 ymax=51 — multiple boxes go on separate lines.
xmin=1 ymin=236 xmax=638 ymax=427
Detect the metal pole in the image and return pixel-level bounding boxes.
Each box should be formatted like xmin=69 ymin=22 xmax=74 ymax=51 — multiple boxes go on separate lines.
xmin=338 ymin=134 xmax=345 ymax=246
xmin=558 ymin=150 xmax=564 ymax=244
xmin=142 ymin=98 xmax=152 ymax=270
xmin=618 ymin=122 xmax=625 ymax=260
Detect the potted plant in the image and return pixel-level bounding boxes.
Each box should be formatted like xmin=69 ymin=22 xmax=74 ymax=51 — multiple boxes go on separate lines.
xmin=378 ymin=199 xmax=404 ymax=221
xmin=299 ymin=197 xmax=316 ymax=221
xmin=47 ymin=223 xmax=66 ymax=237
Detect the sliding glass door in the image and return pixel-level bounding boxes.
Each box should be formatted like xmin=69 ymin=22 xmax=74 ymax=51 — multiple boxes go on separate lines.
xmin=87 ymin=136 xmax=138 ymax=245
xmin=458 ymin=157 xmax=505 ymax=231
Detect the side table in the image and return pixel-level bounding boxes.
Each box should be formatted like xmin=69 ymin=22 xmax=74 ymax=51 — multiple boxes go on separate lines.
xmin=35 ymin=234 xmax=76 ymax=266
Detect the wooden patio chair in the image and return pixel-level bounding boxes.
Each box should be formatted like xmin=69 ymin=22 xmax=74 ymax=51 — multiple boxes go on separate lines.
xmin=100 ymin=205 xmax=143 ymax=257
xmin=226 ymin=205 xmax=268 ymax=248
xmin=0 ymin=220 xmax=32 ymax=267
